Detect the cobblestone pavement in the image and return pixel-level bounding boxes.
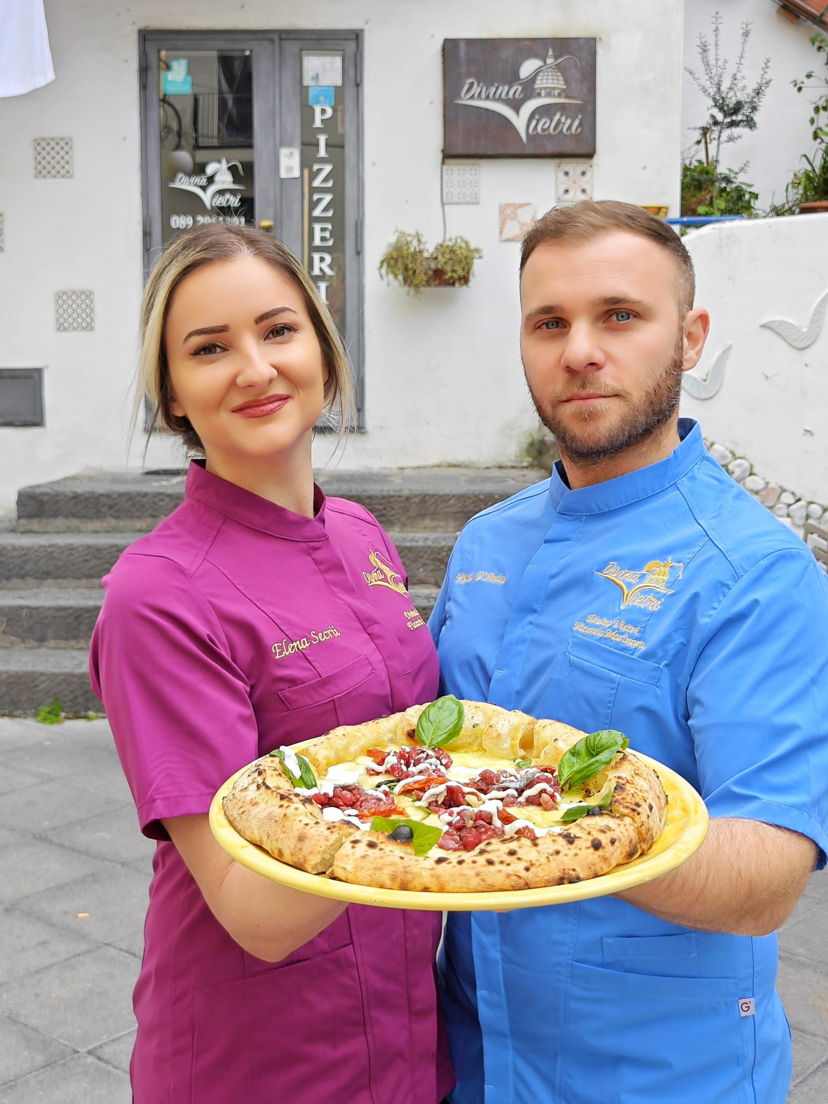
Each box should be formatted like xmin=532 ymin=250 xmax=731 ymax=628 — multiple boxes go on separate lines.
xmin=0 ymin=717 xmax=826 ymax=1102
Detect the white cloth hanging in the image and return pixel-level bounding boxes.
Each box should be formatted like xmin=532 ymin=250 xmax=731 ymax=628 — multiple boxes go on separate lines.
xmin=0 ymin=0 xmax=55 ymax=97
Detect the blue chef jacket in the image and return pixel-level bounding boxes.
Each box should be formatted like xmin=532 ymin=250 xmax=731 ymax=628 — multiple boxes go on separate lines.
xmin=430 ymin=420 xmax=828 ymax=1104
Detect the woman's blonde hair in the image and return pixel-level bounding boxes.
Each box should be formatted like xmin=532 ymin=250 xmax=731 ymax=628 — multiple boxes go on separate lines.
xmin=137 ymin=224 xmax=356 ymax=451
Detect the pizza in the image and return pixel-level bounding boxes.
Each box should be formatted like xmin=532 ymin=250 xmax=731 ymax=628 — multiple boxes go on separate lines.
xmin=220 ymin=697 xmax=668 ymax=893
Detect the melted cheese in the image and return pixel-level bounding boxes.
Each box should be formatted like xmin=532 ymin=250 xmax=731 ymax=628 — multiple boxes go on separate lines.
xmin=314 ymin=747 xmax=594 ymax=835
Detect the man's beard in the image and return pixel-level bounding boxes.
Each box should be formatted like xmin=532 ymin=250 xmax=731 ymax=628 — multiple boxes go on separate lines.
xmin=528 ymin=334 xmax=685 ymax=467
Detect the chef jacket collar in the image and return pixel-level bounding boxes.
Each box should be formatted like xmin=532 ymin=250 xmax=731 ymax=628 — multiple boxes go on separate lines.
xmin=548 ymin=418 xmax=704 ymax=517
xmin=185 ymin=460 xmax=329 ymax=539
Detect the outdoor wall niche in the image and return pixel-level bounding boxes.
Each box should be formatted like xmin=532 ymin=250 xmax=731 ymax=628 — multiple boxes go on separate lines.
xmin=443 ymin=38 xmax=596 ymax=157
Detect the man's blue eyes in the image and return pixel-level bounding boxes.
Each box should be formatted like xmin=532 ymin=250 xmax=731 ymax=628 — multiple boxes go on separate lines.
xmin=538 ymin=311 xmax=634 ymax=331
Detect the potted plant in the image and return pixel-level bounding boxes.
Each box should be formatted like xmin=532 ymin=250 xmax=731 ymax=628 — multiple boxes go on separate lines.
xmin=378 ymin=231 xmax=482 ymax=294
xmin=681 ymin=14 xmax=769 ymax=219
xmin=790 ymin=32 xmax=828 ymax=213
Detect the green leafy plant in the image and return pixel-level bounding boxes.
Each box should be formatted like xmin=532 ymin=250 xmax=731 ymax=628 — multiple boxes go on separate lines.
xmin=683 ymin=12 xmax=770 ymax=218
xmin=378 ymin=231 xmax=482 ymax=294
xmin=789 ymin=33 xmax=828 ymax=205
xmin=681 ymin=159 xmax=759 ymax=216
xmin=36 ymin=699 xmax=64 ymax=725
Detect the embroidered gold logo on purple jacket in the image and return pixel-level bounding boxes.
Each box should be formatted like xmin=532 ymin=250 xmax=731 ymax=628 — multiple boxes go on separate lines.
xmin=362 ymin=550 xmax=407 ymax=595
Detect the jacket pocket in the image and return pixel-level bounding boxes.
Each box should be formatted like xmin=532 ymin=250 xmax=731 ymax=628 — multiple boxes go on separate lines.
xmin=278 ymin=654 xmax=373 ymax=709
xmin=189 ymin=943 xmax=372 ymax=1104
xmin=560 ymin=958 xmax=754 ymax=1104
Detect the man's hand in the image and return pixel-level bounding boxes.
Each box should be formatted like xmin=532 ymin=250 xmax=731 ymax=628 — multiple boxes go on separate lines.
xmin=617 ymin=817 xmax=817 ymax=935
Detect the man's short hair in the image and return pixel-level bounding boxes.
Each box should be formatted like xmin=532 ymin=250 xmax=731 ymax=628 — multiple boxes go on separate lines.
xmin=520 ymin=200 xmax=696 ymax=314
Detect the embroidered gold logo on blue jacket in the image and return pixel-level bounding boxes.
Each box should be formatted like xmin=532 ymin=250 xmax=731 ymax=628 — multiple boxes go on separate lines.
xmin=596 ymin=559 xmax=684 ymax=610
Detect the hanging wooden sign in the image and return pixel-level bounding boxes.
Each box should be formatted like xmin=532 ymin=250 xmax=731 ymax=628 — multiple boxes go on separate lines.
xmin=443 ymin=38 xmax=596 ymax=157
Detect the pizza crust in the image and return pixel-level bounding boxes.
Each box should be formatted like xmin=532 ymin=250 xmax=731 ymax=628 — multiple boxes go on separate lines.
xmin=328 ymin=813 xmax=643 ymax=892
xmin=222 ymin=758 xmax=357 ymax=874
xmin=221 ymin=701 xmax=669 ymax=891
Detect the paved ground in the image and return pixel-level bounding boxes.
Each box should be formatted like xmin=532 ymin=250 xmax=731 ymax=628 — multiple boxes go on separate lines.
xmin=0 ymin=716 xmax=826 ymax=1103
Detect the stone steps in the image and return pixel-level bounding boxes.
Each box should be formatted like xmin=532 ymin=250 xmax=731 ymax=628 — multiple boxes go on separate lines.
xmin=0 ymin=466 xmax=544 ymax=714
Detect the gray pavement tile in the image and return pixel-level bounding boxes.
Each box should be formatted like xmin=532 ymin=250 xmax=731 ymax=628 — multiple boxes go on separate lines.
xmin=0 ymin=778 xmax=124 ymax=834
xmin=0 ymin=768 xmax=46 ymax=798
xmin=791 ymin=1030 xmax=828 ymax=1088
xmin=88 ymin=1027 xmax=135 ymax=1075
xmin=0 ymin=732 xmax=122 ymax=789
xmin=789 ymin=1059 xmax=828 ymax=1104
xmin=0 ymin=837 xmax=117 ymax=907
xmin=0 ymin=827 xmax=25 ymax=848
xmin=777 ymin=955 xmax=828 ymax=1037
xmin=0 ymin=719 xmax=46 ymax=752
xmin=42 ymin=804 xmax=153 ymax=866
xmin=14 ymin=867 xmax=149 ymax=958
xmin=0 ymin=1052 xmax=130 ymax=1104
xmin=0 ymin=909 xmax=92 ymax=987
xmin=0 ymin=1015 xmax=73 ymax=1086
xmin=780 ymin=909 xmax=828 ymax=968
xmin=0 ymin=945 xmax=137 ymax=1051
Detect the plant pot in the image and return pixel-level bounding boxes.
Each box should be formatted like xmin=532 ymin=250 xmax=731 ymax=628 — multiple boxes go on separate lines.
xmin=797 ymin=200 xmax=828 ymax=213
xmin=430 ymin=268 xmax=470 ymax=287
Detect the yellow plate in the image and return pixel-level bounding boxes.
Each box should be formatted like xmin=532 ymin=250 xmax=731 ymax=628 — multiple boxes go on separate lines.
xmin=209 ymin=751 xmax=708 ymax=911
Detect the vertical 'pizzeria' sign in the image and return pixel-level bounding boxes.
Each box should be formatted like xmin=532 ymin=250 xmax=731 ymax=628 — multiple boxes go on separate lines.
xmin=443 ymin=38 xmax=596 ymax=157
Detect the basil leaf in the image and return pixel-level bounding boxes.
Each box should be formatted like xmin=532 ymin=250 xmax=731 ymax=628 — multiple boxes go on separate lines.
xmin=559 ymin=790 xmax=613 ymax=823
xmin=416 ymin=695 xmax=465 ymax=749
xmin=370 ymin=816 xmax=443 ymax=856
xmin=557 ymin=730 xmax=629 ymax=790
xmin=269 ymin=747 xmax=318 ymax=789
xmin=514 ymin=757 xmax=532 ymax=769
xmin=373 ymin=778 xmax=402 ymax=791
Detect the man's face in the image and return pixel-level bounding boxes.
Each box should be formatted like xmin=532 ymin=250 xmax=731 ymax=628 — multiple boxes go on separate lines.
xmin=519 ymin=230 xmax=707 ymax=486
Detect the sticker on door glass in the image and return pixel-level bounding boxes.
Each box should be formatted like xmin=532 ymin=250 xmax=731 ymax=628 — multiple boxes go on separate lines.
xmin=302 ymin=55 xmax=342 ymax=87
xmin=309 ymin=86 xmax=335 ymax=107
xmin=162 ymin=58 xmax=192 ymax=96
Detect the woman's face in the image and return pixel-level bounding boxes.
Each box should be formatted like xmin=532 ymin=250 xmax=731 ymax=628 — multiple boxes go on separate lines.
xmin=164 ymin=254 xmax=327 ymax=484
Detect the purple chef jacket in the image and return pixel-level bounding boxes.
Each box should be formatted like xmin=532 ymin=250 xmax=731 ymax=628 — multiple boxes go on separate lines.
xmin=89 ymin=461 xmax=453 ymax=1104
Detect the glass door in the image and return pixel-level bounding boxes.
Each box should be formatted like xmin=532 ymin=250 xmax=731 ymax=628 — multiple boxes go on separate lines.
xmin=140 ymin=31 xmax=363 ymax=417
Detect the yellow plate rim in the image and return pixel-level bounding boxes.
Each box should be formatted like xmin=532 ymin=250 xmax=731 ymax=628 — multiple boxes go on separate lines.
xmin=209 ymin=749 xmax=709 ymax=911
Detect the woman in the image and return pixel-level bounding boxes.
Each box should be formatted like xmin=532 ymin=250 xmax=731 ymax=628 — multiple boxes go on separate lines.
xmin=89 ymin=224 xmax=453 ymax=1104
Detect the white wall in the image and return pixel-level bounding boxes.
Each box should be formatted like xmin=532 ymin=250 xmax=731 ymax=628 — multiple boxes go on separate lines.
xmin=682 ymin=2 xmax=822 ymax=211
xmin=681 ymin=213 xmax=828 ymax=508
xmin=0 ymin=0 xmax=685 ymax=512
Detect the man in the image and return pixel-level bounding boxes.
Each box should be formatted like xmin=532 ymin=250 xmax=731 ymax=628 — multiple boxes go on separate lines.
xmin=429 ymin=201 xmax=828 ymax=1104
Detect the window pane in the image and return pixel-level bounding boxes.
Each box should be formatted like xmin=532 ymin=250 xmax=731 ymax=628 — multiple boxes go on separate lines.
xmin=158 ymin=49 xmax=254 ymax=244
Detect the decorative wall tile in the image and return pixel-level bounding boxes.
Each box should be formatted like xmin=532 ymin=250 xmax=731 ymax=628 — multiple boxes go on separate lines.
xmin=55 ymin=290 xmax=94 ymax=332
xmin=442 ymin=163 xmax=480 ymax=204
xmin=555 ymin=160 xmax=592 ymax=203
xmin=34 ymin=137 xmax=73 ymax=179
xmin=499 ymin=202 xmax=536 ymax=242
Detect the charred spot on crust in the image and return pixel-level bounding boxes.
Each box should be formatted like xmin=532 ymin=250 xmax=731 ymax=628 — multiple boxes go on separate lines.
xmin=456 ymin=859 xmax=465 ymax=865
xmin=405 ymin=727 xmax=417 ymax=741
xmin=366 ymin=840 xmax=379 ymax=849
xmin=486 ymin=858 xmax=495 ymax=866
xmin=434 ymin=857 xmax=449 ymax=864
xmin=562 ymin=833 xmax=576 ymax=844
xmin=507 ymin=849 xmax=518 ymax=857
xmin=591 ymin=839 xmax=602 ymax=850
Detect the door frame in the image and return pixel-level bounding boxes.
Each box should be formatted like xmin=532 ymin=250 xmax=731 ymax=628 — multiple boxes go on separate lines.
xmin=139 ymin=29 xmax=364 ymax=423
